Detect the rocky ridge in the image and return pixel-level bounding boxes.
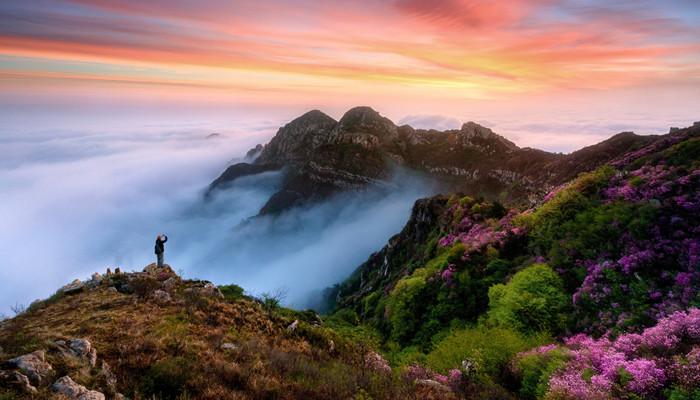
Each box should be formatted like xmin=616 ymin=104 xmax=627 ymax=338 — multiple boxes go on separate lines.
xmin=206 ymin=106 xmax=660 ymax=213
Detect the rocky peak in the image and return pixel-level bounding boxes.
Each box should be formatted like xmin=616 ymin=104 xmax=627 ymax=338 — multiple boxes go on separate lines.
xmin=335 ymin=106 xmax=398 ymax=143
xmin=255 ymin=110 xmax=337 ymax=166
xmin=458 ymin=121 xmax=519 ymax=151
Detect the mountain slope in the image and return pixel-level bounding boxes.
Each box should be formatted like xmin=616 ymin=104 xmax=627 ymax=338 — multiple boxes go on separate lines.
xmin=0 ymin=267 xmax=462 ymax=400
xmin=323 ymin=122 xmax=699 ymax=399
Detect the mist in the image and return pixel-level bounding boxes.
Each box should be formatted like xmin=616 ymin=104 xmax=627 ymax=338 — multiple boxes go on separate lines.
xmin=0 ymin=120 xmax=433 ymax=316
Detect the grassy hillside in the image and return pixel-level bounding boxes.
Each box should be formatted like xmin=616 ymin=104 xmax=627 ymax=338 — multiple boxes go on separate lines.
xmin=0 ymin=270 xmax=459 ymax=400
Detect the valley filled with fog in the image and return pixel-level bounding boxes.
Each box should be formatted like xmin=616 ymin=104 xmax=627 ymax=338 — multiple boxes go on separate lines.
xmin=0 ymin=120 xmax=433 ymax=315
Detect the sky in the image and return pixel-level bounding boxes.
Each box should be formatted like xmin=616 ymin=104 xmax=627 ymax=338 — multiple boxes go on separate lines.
xmin=1 ymin=1 xmax=700 ymax=315
xmin=1 ymin=0 xmax=699 ymax=150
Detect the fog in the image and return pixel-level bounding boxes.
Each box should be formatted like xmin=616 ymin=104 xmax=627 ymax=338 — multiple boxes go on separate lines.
xmin=0 ymin=121 xmax=433 ymax=316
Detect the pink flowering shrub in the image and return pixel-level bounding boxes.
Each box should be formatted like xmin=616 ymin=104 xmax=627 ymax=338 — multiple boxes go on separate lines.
xmin=403 ymin=362 xmax=463 ymax=392
xmin=364 ymin=351 xmax=391 ymax=374
xmin=513 ymin=308 xmax=700 ymax=399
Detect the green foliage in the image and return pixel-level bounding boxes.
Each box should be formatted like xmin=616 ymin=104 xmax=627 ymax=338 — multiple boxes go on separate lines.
xmin=514 ymin=347 xmax=570 ymax=400
xmin=140 ymin=357 xmax=197 ymax=399
xmin=157 ymin=313 xmax=191 ymax=356
xmin=329 ymin=308 xmax=358 ymax=327
xmin=447 ymin=243 xmax=467 ymax=264
xmin=387 ymin=276 xmax=427 ymax=344
xmin=665 ymin=387 xmax=700 ymax=400
xmin=218 ymin=284 xmax=244 ymax=302
xmin=425 ymin=325 xmax=551 ymax=377
xmin=424 ymin=252 xmax=448 ymax=274
xmin=488 ymin=264 xmax=567 ymax=334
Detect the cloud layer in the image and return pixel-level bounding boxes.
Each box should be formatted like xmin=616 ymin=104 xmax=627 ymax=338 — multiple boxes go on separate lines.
xmin=0 ymin=119 xmax=433 ymax=316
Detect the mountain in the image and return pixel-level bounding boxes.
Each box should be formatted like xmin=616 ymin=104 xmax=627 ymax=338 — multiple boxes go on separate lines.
xmin=206 ymin=106 xmax=657 ymax=213
xmin=2 ymin=115 xmax=697 ymax=400
xmin=321 ymin=121 xmax=699 ymax=399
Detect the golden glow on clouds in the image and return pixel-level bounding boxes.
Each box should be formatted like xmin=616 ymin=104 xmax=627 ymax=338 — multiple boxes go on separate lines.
xmin=0 ymin=0 xmax=699 ymax=106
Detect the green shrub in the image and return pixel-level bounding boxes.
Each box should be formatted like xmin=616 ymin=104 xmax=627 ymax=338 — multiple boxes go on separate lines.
xmin=425 ymin=325 xmax=550 ymax=377
xmin=140 ymin=357 xmax=197 ymax=399
xmin=487 ymin=264 xmax=567 ymax=334
xmin=513 ymin=346 xmax=570 ymax=400
xmin=218 ymin=284 xmax=244 ymax=302
xmin=387 ymin=276 xmax=427 ymax=344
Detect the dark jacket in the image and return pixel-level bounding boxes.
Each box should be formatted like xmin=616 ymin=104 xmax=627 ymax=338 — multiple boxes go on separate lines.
xmin=155 ymin=235 xmax=168 ymax=254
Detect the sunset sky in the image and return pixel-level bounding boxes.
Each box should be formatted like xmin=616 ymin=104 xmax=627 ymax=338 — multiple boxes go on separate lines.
xmin=1 ymin=0 xmax=700 ymax=315
xmin=1 ymin=0 xmax=699 ymax=149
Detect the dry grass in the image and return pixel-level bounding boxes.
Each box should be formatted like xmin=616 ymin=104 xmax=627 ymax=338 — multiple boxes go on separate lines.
xmin=0 ymin=274 xmax=462 ymax=400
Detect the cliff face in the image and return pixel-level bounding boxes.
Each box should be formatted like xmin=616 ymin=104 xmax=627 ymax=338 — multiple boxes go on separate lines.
xmin=206 ymin=106 xmax=663 ymax=213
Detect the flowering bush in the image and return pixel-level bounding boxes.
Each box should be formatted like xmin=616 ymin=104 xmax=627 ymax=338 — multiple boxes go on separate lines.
xmin=513 ymin=308 xmax=700 ymax=399
xmin=364 ymin=351 xmax=391 ymax=374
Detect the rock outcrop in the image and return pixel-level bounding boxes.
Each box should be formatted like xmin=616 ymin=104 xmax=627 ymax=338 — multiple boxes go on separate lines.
xmin=8 ymin=350 xmax=52 ymax=385
xmin=0 ymin=370 xmax=37 ymax=393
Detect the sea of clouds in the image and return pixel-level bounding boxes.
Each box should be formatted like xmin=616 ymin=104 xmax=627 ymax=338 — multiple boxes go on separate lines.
xmin=0 ymin=115 xmax=433 ymax=316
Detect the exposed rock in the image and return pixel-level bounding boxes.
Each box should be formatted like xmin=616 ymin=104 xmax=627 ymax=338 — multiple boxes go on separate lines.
xmin=69 ymin=338 xmax=92 ymax=358
xmin=153 ymin=290 xmax=171 ymax=303
xmin=255 ymin=109 xmax=338 ymax=166
xmin=108 ymin=287 xmax=118 ymax=293
xmin=51 ymin=375 xmax=87 ymax=397
xmin=415 ymin=379 xmax=451 ymax=391
xmin=58 ymin=279 xmax=85 ymax=295
xmin=198 ymin=282 xmax=224 ymax=298
xmin=79 ymin=390 xmax=106 ymax=400
xmin=220 ymin=343 xmax=236 ymax=350
xmin=8 ymin=350 xmax=52 ymax=385
xmin=101 ymin=361 xmax=117 ymax=388
xmin=30 ymin=299 xmax=42 ymax=308
xmin=286 ymin=320 xmax=298 ymax=333
xmin=0 ymin=370 xmax=37 ymax=393
xmin=246 ymin=143 xmax=264 ymax=158
xmin=161 ymin=277 xmax=178 ymax=289
xmin=54 ymin=338 xmax=97 ymax=367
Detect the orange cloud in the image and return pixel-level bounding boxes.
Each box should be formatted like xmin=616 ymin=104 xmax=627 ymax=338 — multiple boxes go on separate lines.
xmin=0 ymin=0 xmax=698 ymax=102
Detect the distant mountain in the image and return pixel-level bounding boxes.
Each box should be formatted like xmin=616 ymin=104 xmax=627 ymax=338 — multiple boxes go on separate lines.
xmin=206 ymin=106 xmax=659 ymax=213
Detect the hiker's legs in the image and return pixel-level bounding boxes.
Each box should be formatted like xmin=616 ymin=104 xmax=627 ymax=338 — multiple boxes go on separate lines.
xmin=157 ymin=252 xmax=164 ymax=268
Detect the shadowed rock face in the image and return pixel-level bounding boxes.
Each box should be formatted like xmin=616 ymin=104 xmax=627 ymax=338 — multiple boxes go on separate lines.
xmin=207 ymin=106 xmax=662 ymax=214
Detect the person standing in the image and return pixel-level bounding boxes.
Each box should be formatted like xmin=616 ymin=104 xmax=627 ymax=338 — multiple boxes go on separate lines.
xmin=155 ymin=234 xmax=168 ymax=268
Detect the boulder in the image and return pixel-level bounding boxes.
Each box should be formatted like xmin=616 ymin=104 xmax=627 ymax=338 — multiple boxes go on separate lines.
xmin=0 ymin=370 xmax=37 ymax=393
xmin=199 ymin=282 xmax=224 ymax=298
xmin=54 ymin=338 xmax=97 ymax=367
xmin=8 ymin=350 xmax=52 ymax=385
xmin=161 ymin=277 xmax=178 ymax=289
xmin=153 ymin=290 xmax=171 ymax=303
xmin=58 ymin=279 xmax=85 ymax=295
xmin=220 ymin=343 xmax=236 ymax=350
xmin=79 ymin=390 xmax=106 ymax=400
xmin=30 ymin=299 xmax=42 ymax=308
xmin=51 ymin=375 xmax=87 ymax=397
xmin=86 ymin=273 xmax=103 ymax=289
